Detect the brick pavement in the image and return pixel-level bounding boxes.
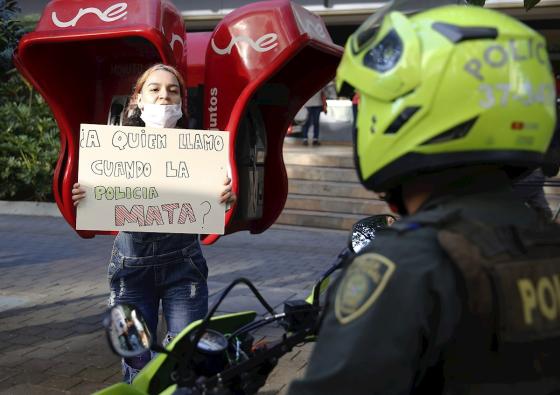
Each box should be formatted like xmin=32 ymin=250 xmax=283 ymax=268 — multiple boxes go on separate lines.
xmin=0 ymin=214 xmax=348 ymax=394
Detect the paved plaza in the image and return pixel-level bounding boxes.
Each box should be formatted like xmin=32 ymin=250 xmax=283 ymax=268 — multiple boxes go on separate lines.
xmin=0 ymin=214 xmax=348 ymax=394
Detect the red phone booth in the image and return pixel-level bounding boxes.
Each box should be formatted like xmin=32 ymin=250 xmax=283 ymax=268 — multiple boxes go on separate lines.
xmin=14 ymin=0 xmax=342 ymax=244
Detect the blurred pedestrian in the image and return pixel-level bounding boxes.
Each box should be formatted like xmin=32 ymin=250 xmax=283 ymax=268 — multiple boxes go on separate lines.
xmin=302 ymin=88 xmax=327 ymax=146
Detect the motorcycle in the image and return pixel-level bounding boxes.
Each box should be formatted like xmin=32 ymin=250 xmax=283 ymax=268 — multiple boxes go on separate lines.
xmin=96 ymin=214 xmax=395 ymax=395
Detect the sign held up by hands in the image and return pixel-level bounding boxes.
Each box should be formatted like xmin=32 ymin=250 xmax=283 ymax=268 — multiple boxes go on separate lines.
xmin=76 ymin=124 xmax=229 ymax=234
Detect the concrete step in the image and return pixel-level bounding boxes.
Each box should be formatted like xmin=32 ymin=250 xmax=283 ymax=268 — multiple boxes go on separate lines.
xmin=543 ymin=176 xmax=560 ymax=211
xmin=283 ymin=153 xmax=355 ymax=169
xmin=284 ymin=194 xmax=388 ymax=215
xmin=280 ymin=144 xmax=560 ymax=230
xmin=286 ymin=165 xmax=359 ymax=183
xmin=544 ymin=185 xmax=560 ymax=199
xmin=283 ymin=143 xmax=381 ymax=230
xmin=288 ymin=179 xmax=377 ymax=200
xmin=283 ymin=147 xmax=354 ymax=169
xmin=276 ymin=209 xmax=390 ymax=231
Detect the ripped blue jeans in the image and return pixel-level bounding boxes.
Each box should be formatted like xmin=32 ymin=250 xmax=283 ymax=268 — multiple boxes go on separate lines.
xmin=108 ymin=231 xmax=208 ymax=383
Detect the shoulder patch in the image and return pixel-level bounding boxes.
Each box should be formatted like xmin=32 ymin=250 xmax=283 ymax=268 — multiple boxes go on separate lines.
xmin=335 ymin=253 xmax=396 ymax=325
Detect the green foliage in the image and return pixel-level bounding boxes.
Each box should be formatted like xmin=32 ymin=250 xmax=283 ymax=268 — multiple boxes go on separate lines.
xmin=0 ymin=0 xmax=59 ymax=202
xmin=0 ymin=69 xmax=59 ymax=202
xmin=0 ymin=0 xmax=24 ymax=76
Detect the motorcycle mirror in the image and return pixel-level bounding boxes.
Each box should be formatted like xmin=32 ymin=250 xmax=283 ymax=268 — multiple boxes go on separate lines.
xmin=103 ymin=305 xmax=152 ymax=358
xmin=350 ymin=214 xmax=396 ymax=253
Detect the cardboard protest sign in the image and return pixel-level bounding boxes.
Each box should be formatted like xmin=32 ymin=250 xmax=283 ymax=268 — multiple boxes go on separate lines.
xmin=76 ymin=124 xmax=229 ymax=234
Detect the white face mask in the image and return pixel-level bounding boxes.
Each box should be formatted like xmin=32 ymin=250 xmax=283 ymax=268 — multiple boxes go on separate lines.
xmin=140 ymin=103 xmax=183 ymax=128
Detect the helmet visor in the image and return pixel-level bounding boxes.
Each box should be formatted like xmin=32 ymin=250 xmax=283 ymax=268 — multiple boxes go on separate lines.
xmin=351 ymin=0 xmax=464 ymax=54
xmin=351 ymin=1 xmax=394 ymax=54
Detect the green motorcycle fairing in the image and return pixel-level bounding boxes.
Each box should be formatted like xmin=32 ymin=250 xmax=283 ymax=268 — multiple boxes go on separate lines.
xmin=95 ymin=310 xmax=258 ymax=395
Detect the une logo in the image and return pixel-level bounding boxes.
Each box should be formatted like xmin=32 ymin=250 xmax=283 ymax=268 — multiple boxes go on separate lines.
xmin=51 ymin=2 xmax=128 ymax=28
xmin=161 ymin=26 xmax=184 ymax=51
xmin=211 ymin=33 xmax=278 ymax=55
xmin=170 ymin=33 xmax=184 ymax=51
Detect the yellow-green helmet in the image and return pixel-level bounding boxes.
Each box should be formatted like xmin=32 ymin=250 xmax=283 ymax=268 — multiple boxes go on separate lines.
xmin=337 ymin=5 xmax=557 ymax=192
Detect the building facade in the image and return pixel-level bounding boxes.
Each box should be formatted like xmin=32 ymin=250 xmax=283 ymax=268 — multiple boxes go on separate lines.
xmin=18 ymin=1 xmax=560 ymax=49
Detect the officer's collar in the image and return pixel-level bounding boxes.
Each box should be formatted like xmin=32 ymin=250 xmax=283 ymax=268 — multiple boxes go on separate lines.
xmin=418 ymin=169 xmax=513 ymax=212
xmin=391 ymin=171 xmax=514 ymax=233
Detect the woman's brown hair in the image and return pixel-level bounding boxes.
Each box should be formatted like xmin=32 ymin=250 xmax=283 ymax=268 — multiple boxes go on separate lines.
xmin=123 ymin=63 xmax=187 ymax=127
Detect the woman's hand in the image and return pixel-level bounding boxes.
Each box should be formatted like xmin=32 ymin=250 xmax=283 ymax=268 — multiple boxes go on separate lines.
xmin=220 ymin=176 xmax=237 ymax=205
xmin=72 ymin=182 xmax=86 ymax=207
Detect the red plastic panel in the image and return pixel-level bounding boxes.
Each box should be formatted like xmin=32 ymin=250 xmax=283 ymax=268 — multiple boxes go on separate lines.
xmin=13 ymin=0 xmax=186 ymax=237
xmin=201 ymin=0 xmax=342 ymax=244
xmin=185 ymin=32 xmax=211 ymax=88
xmin=13 ymin=0 xmax=342 ymax=244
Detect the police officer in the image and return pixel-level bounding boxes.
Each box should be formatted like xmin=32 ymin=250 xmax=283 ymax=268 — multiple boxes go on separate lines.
xmin=287 ymin=4 xmax=560 ymax=395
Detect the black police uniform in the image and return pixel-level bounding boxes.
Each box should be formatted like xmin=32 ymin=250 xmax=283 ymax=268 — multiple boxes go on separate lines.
xmin=287 ymin=171 xmax=560 ymax=395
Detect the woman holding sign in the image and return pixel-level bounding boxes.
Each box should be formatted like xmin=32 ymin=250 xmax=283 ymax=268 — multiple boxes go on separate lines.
xmin=72 ymin=64 xmax=236 ymax=383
